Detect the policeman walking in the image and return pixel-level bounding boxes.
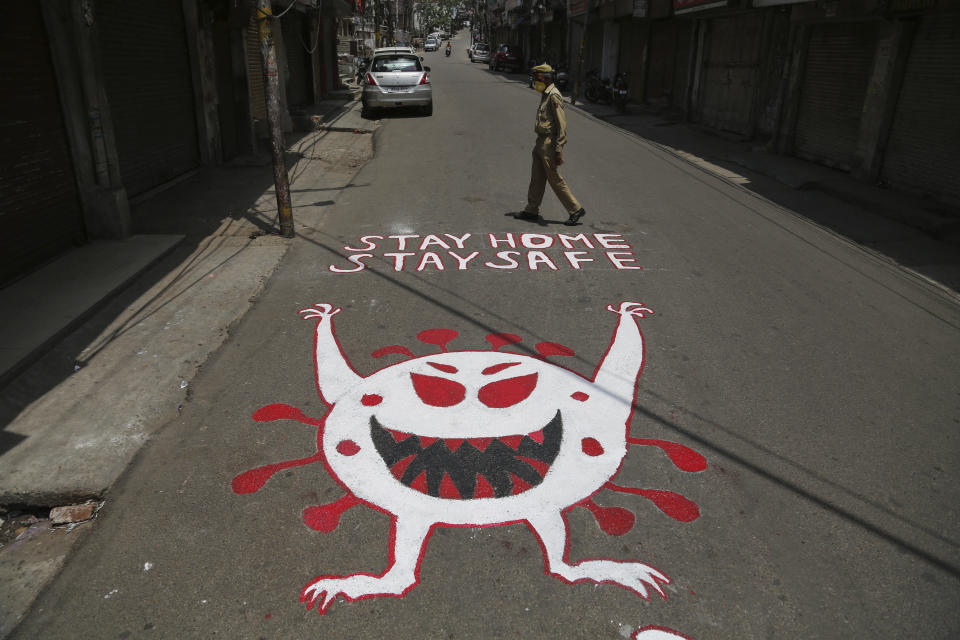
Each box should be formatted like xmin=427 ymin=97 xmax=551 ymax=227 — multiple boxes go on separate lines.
xmin=517 ymin=63 xmax=586 ymax=226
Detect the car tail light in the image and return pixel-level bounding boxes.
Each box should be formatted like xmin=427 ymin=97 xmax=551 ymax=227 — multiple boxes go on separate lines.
xmin=366 ymin=73 xmax=377 ymax=86
xmin=419 ymin=73 xmax=429 ymax=85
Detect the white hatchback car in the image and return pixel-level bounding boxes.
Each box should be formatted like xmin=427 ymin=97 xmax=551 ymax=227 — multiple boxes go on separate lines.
xmin=373 ymin=46 xmax=415 ymax=56
xmin=362 ymin=53 xmax=432 ymax=116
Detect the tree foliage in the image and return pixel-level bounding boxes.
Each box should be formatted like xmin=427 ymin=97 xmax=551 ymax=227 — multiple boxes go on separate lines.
xmin=415 ymin=0 xmax=460 ymax=36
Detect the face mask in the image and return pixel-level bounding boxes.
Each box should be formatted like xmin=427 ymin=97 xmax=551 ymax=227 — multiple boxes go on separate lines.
xmin=533 ymin=81 xmax=547 ymax=93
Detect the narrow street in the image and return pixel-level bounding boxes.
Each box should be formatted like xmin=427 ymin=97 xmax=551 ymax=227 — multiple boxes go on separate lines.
xmin=8 ymin=32 xmax=960 ymax=639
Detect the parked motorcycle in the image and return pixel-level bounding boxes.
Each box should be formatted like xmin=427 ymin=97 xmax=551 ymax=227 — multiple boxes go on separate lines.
xmin=584 ymin=69 xmax=612 ymax=104
xmin=355 ymin=57 xmax=370 ymax=85
xmin=613 ymin=72 xmax=629 ymax=113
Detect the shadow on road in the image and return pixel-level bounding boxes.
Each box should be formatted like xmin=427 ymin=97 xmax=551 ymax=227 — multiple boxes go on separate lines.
xmin=503 ymin=212 xmax=575 ymax=227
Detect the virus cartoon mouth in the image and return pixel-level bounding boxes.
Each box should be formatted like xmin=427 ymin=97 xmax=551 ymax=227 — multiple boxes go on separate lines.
xmin=370 ymin=411 xmax=563 ymax=499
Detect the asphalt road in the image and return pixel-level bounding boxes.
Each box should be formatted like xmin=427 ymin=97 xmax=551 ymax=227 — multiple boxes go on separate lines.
xmin=12 ymin=34 xmax=960 ymax=639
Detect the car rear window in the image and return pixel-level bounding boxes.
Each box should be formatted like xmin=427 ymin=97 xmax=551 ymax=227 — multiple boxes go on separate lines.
xmin=372 ymin=55 xmax=422 ymax=72
xmin=475 ymin=44 xmax=488 ymax=51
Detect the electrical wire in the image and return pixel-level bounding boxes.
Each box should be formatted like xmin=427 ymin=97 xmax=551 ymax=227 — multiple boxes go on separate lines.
xmin=257 ymin=0 xmax=298 ymax=20
xmin=298 ymin=6 xmax=323 ymax=53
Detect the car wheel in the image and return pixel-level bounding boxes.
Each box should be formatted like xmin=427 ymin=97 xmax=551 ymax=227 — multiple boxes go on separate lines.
xmin=423 ymin=102 xmax=433 ymax=116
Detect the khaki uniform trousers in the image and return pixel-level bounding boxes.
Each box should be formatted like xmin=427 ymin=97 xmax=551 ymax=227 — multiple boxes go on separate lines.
xmin=524 ymin=135 xmax=582 ymax=215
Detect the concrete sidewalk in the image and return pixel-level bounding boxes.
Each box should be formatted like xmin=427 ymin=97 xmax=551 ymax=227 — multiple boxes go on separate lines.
xmin=0 ymin=96 xmax=372 ymax=506
xmin=0 ymin=96 xmax=375 ymax=636
xmin=567 ymin=96 xmax=960 ymax=294
xmin=0 ymin=235 xmax=183 ymax=389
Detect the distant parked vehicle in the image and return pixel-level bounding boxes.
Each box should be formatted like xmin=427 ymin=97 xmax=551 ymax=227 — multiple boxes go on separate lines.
xmin=471 ymin=43 xmax=490 ymax=64
xmin=362 ymin=52 xmax=433 ymax=117
xmin=424 ymin=38 xmax=438 ymax=52
xmin=490 ymin=44 xmax=521 ymax=72
xmin=584 ymin=68 xmax=612 ymax=104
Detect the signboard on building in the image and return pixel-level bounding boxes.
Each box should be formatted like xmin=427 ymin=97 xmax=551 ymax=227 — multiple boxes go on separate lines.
xmin=673 ymin=0 xmax=727 ymax=13
xmin=887 ymin=0 xmax=939 ymax=10
xmin=633 ymin=0 xmax=648 ymax=17
xmin=569 ymin=0 xmax=588 ymax=16
xmin=752 ymin=0 xmax=814 ymax=6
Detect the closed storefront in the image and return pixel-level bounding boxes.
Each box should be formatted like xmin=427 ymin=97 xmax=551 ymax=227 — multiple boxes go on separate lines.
xmin=282 ymin=9 xmax=315 ymax=111
xmin=245 ymin=12 xmax=268 ymax=126
xmin=544 ymin=12 xmax=566 ymax=62
xmin=793 ymin=22 xmax=877 ymax=171
xmin=645 ymin=19 xmax=693 ymax=110
xmin=586 ymin=20 xmax=604 ymax=72
xmin=881 ymin=14 xmax=960 ymax=205
xmin=97 ymin=0 xmax=200 ymax=196
xmin=0 ymin=5 xmax=85 ymax=285
xmin=617 ymin=19 xmax=648 ymax=95
xmin=697 ymin=11 xmax=763 ymax=137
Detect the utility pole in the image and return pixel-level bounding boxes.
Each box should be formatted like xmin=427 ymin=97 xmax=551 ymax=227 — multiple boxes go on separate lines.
xmin=256 ymin=1 xmax=294 ymax=237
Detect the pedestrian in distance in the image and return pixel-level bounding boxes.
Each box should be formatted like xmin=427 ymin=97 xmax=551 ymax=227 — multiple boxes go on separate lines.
xmin=516 ymin=63 xmax=586 ymax=226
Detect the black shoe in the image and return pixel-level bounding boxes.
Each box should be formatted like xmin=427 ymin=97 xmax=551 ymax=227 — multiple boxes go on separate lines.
xmin=515 ymin=211 xmax=540 ymax=221
xmin=564 ymin=208 xmax=586 ymax=226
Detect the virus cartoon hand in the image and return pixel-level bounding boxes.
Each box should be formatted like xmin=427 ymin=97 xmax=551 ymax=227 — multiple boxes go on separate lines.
xmin=297 ymin=303 xmax=342 ymax=321
xmin=606 ymin=301 xmax=654 ymax=318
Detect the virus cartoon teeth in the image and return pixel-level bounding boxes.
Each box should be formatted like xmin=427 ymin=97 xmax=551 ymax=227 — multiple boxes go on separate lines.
xmin=233 ymin=301 xmax=706 ymax=614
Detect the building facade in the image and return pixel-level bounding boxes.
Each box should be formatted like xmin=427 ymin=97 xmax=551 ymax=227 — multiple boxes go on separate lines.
xmin=1 ymin=0 xmax=347 ymax=286
xmin=483 ymin=0 xmax=960 ymax=209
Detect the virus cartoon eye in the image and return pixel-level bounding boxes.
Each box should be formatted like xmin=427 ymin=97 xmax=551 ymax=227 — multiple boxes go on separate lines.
xmin=481 ymin=362 xmax=520 ymax=375
xmin=478 ymin=373 xmax=538 ymax=408
xmin=410 ymin=373 xmax=466 ymax=407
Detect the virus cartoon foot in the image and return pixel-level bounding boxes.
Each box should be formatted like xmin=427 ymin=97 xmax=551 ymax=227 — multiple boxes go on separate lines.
xmin=300 ymin=517 xmax=430 ymax=614
xmin=529 ymin=511 xmax=670 ymax=601
xmin=552 ymin=558 xmax=670 ymax=600
xmin=300 ymin=573 xmax=415 ymax=614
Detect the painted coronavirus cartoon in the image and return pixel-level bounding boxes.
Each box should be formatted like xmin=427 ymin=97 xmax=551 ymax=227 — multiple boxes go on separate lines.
xmin=232 ymin=301 xmax=706 ymax=615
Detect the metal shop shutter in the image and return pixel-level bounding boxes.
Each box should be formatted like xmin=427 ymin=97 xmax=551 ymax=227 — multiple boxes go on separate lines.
xmin=881 ymin=15 xmax=960 ymax=206
xmin=697 ymin=12 xmax=763 ymax=137
xmin=794 ymin=22 xmax=877 ymax=171
xmin=617 ymin=20 xmax=647 ymax=90
xmin=97 ymin=0 xmax=200 ymax=196
xmin=0 ymin=5 xmax=84 ymax=286
xmin=246 ymin=12 xmax=268 ymax=121
xmin=646 ymin=20 xmax=693 ymax=110
xmin=282 ymin=10 xmax=314 ymax=110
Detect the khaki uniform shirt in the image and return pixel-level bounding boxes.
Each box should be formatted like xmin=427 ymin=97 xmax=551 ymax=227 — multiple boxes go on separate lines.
xmin=534 ymin=84 xmax=567 ymax=154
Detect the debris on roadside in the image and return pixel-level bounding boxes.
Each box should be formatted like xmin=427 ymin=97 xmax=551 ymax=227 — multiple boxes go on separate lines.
xmin=0 ymin=509 xmax=47 ymax=548
xmin=49 ymin=502 xmax=98 ymax=526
